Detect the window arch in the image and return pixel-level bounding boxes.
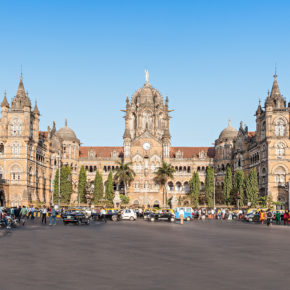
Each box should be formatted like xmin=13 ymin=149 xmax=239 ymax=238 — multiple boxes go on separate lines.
xmin=175 ymin=181 xmax=182 ymax=192
xmin=184 ymin=181 xmax=190 ymax=194
xmin=274 ymin=166 xmax=286 ymax=186
xmin=12 ymin=143 xmax=21 ymax=156
xmin=10 ymin=118 xmax=22 ymax=136
xmin=274 ymin=117 xmax=287 ymax=137
xmin=0 ymin=166 xmax=3 ymax=179
xmin=0 ymin=143 xmax=4 ymax=155
xmin=168 ymin=181 xmax=174 ymax=191
xmin=10 ymin=164 xmax=21 ymax=182
xmin=275 ymin=142 xmax=286 ymax=159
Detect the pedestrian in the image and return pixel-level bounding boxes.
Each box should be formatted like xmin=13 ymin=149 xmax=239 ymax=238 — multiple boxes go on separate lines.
xmin=266 ymin=210 xmax=273 ymax=227
xmin=19 ymin=205 xmax=28 ymax=226
xmin=260 ymin=210 xmax=265 ymax=224
xmin=283 ymin=211 xmax=289 ymax=226
xmin=276 ymin=211 xmax=281 ymax=225
xmin=30 ymin=206 xmax=35 ymax=221
xmin=179 ymin=208 xmax=184 ymax=225
xmin=49 ymin=205 xmax=57 ymax=226
xmin=100 ymin=207 xmax=107 ymax=223
xmin=41 ymin=205 xmax=47 ymax=224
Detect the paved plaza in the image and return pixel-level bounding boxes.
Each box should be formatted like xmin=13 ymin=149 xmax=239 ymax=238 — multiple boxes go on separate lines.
xmin=0 ymin=220 xmax=290 ymax=290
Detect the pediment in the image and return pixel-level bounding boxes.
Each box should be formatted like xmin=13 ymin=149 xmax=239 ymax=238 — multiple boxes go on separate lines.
xmin=132 ymin=130 xmax=162 ymax=146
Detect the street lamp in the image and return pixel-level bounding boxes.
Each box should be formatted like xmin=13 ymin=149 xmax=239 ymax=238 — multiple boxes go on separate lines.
xmin=56 ymin=150 xmax=61 ymax=208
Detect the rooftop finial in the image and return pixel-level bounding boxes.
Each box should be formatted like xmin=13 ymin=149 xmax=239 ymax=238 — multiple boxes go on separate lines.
xmin=145 ymin=69 xmax=149 ymax=84
xmin=259 ymin=98 xmax=261 ymax=106
xmin=228 ymin=118 xmax=231 ymax=127
xmin=274 ymin=62 xmax=277 ymax=78
xmin=65 ymin=118 xmax=68 ymax=127
xmin=20 ymin=64 xmax=23 ymax=80
xmin=4 ymin=90 xmax=6 ymax=98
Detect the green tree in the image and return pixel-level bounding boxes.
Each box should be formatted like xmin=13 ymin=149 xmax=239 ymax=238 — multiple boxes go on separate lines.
xmin=105 ymin=171 xmax=114 ymax=202
xmin=205 ymin=167 xmax=214 ymax=207
xmin=78 ymin=166 xmax=87 ymax=203
xmin=53 ymin=166 xmax=73 ymax=204
xmin=233 ymin=170 xmax=245 ymax=207
xmin=113 ymin=161 xmax=136 ymax=195
xmin=223 ymin=166 xmax=232 ymax=205
xmin=120 ymin=195 xmax=130 ymax=204
xmin=245 ymin=168 xmax=259 ymax=207
xmin=154 ymin=162 xmax=176 ymax=206
xmin=190 ymin=172 xmax=200 ymax=207
xmin=94 ymin=170 xmax=104 ymax=203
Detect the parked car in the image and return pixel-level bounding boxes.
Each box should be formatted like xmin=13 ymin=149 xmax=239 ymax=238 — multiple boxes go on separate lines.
xmin=62 ymin=210 xmax=90 ymax=225
xmin=92 ymin=209 xmax=121 ymax=222
xmin=148 ymin=209 xmax=175 ymax=222
xmin=174 ymin=207 xmax=194 ymax=221
xmin=121 ymin=209 xmax=137 ymax=221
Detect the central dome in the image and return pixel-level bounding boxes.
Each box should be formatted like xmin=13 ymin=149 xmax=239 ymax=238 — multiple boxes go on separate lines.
xmin=56 ymin=120 xmax=79 ymax=143
xmin=219 ymin=119 xmax=238 ymax=140
xmin=131 ymin=82 xmax=163 ymax=106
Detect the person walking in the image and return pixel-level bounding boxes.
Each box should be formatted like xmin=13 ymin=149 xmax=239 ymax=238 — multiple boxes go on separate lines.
xmin=41 ymin=205 xmax=47 ymax=224
xmin=283 ymin=211 xmax=289 ymax=226
xmin=30 ymin=206 xmax=35 ymax=221
xmin=19 ymin=206 xmax=28 ymax=226
xmin=179 ymin=208 xmax=184 ymax=225
xmin=260 ymin=210 xmax=265 ymax=224
xmin=49 ymin=205 xmax=57 ymax=226
xmin=266 ymin=210 xmax=273 ymax=227
xmin=276 ymin=211 xmax=281 ymax=225
xmin=100 ymin=208 xmax=107 ymax=223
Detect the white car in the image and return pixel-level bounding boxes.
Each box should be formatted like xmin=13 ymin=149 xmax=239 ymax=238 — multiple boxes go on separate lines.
xmin=121 ymin=209 xmax=137 ymax=221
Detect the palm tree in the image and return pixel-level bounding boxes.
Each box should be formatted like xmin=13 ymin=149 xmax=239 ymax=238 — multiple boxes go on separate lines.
xmin=113 ymin=161 xmax=136 ymax=196
xmin=154 ymin=162 xmax=175 ymax=206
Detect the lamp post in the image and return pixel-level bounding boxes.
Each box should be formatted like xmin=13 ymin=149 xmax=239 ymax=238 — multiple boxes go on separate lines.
xmin=213 ymin=173 xmax=216 ymax=210
xmin=56 ymin=151 xmax=61 ymax=208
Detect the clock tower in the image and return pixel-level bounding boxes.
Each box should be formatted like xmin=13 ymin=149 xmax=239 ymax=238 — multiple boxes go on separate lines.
xmin=122 ymin=72 xmax=172 ymax=206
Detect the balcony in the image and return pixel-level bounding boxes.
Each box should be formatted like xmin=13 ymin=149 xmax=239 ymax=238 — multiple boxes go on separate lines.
xmin=0 ymin=179 xmax=7 ymax=184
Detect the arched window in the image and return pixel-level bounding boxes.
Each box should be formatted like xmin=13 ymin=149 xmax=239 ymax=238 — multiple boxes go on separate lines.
xmin=168 ymin=181 xmax=174 ymax=191
xmin=10 ymin=118 xmax=22 ymax=136
xmin=0 ymin=167 xmax=3 ymax=179
xmin=28 ymin=167 xmax=32 ymax=185
xmin=275 ymin=142 xmax=286 ymax=159
xmin=10 ymin=164 xmax=21 ymax=182
xmin=261 ymin=121 xmax=266 ymax=140
xmin=175 ymin=181 xmax=182 ymax=192
xmin=274 ymin=118 xmax=286 ymax=137
xmin=12 ymin=143 xmax=20 ymax=156
xmin=184 ymin=181 xmax=190 ymax=194
xmin=274 ymin=166 xmax=286 ymax=186
xmin=0 ymin=143 xmax=4 ymax=155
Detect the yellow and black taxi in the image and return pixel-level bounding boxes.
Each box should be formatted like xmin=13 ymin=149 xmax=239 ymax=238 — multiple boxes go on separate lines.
xmin=148 ymin=208 xmax=175 ymax=222
xmin=62 ymin=209 xmax=90 ymax=225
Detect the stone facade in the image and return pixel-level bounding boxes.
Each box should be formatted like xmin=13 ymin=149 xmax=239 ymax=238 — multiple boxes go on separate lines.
xmin=0 ymin=73 xmax=289 ymax=207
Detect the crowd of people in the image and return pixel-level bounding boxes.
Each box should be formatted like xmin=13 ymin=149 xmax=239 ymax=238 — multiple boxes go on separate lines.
xmin=0 ymin=205 xmax=59 ymax=228
xmin=1 ymin=205 xmax=290 ymax=229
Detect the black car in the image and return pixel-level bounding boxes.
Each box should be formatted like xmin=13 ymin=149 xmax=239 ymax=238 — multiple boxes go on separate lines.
xmin=91 ymin=210 xmax=121 ymax=222
xmin=148 ymin=209 xmax=175 ymax=222
xmin=62 ymin=211 xmax=90 ymax=225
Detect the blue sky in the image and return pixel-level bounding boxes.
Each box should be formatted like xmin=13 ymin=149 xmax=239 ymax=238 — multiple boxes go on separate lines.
xmin=0 ymin=0 xmax=290 ymax=146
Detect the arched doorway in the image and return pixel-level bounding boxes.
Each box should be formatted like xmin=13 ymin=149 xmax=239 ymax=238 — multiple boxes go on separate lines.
xmin=153 ymin=200 xmax=160 ymax=208
xmin=0 ymin=190 xmax=5 ymax=207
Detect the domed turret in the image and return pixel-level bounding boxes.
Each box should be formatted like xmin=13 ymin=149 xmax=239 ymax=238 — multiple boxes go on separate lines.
xmin=56 ymin=119 xmax=80 ymax=143
xmin=219 ymin=119 xmax=238 ymax=141
xmin=131 ymin=70 xmax=163 ymax=106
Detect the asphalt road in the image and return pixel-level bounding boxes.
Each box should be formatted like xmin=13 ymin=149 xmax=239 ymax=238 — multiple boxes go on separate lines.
xmin=0 ymin=219 xmax=290 ymax=290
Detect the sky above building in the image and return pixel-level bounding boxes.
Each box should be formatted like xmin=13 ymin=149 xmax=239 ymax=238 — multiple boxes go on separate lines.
xmin=0 ymin=0 xmax=290 ymax=146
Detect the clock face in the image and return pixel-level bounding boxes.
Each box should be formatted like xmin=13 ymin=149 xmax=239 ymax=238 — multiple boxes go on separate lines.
xmin=143 ymin=142 xmax=151 ymax=150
